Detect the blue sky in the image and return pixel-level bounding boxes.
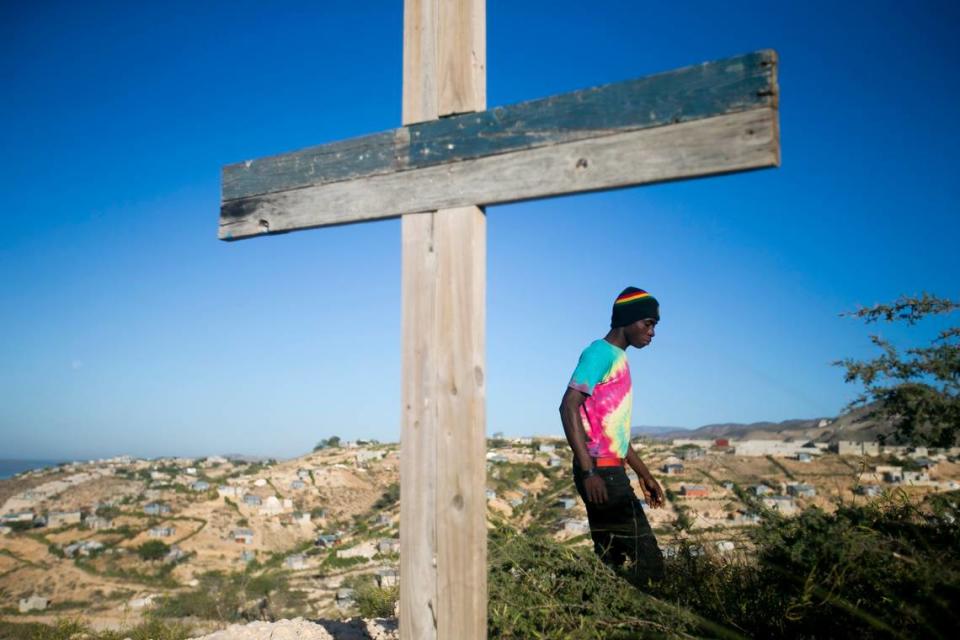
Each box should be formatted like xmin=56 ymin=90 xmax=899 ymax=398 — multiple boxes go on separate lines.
xmin=1 ymin=1 xmax=958 ymax=460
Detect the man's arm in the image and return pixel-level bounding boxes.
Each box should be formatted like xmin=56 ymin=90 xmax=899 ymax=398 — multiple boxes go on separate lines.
xmin=559 ymin=387 xmax=607 ymax=504
xmin=626 ymin=443 xmax=664 ymax=508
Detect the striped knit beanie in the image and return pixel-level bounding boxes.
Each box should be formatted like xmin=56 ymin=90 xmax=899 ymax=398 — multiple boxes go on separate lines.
xmin=611 ymin=287 xmax=659 ymax=328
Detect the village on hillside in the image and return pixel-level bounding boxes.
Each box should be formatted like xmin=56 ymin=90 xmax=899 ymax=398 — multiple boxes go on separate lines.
xmin=1 ymin=434 xmax=959 ymax=631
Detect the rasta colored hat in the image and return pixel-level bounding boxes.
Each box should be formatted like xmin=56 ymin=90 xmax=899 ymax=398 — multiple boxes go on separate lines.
xmin=611 ymin=287 xmax=659 ymax=328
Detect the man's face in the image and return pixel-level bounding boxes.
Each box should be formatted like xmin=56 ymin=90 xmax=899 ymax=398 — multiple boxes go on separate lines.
xmin=625 ymin=317 xmax=657 ymax=349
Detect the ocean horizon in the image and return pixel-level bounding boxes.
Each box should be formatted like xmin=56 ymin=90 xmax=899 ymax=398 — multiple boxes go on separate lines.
xmin=0 ymin=459 xmax=66 ymax=480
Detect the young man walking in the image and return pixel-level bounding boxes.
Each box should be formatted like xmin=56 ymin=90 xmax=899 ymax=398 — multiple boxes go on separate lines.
xmin=559 ymin=286 xmax=665 ymax=583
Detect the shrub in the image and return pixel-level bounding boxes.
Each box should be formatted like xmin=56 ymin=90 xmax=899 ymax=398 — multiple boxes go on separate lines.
xmin=355 ymin=582 xmax=398 ymax=618
xmin=488 ymin=525 xmax=695 ymax=639
xmin=654 ymin=492 xmax=960 ymax=638
xmin=137 ymin=540 xmax=170 ymax=561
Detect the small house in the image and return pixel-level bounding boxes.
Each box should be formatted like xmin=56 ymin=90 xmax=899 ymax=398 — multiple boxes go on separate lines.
xmin=46 ymin=510 xmax=82 ymax=528
xmin=547 ymin=456 xmax=564 ymax=467
xmin=148 ymin=526 xmax=176 ymax=538
xmin=315 ymin=533 xmax=341 ymax=548
xmin=715 ymin=540 xmax=736 ymax=554
xmin=555 ymin=497 xmax=577 ymax=510
xmin=144 ymin=502 xmax=171 ymax=516
xmin=242 ymin=494 xmax=263 ymax=506
xmin=297 ymin=468 xmax=311 ymax=479
xmin=84 ymin=515 xmax=114 ymax=530
xmin=677 ymin=447 xmax=705 ymax=461
xmin=855 ymin=484 xmax=882 ymax=497
xmin=787 ymin=483 xmax=816 ymax=498
xmin=722 ymin=481 xmax=735 ymax=491
xmin=290 ymin=479 xmax=306 ymax=490
xmin=63 ymin=540 xmax=104 ymax=558
xmin=165 ymin=545 xmax=187 ymax=564
xmin=190 ymin=480 xmax=210 ymax=491
xmin=232 ymin=528 xmax=255 ymax=544
xmin=796 ymin=452 xmax=813 ymax=463
xmin=750 ymin=484 xmax=773 ymax=496
xmin=762 ymin=496 xmax=797 ymax=515
xmin=284 ymin=554 xmax=308 ymax=570
xmin=537 ymin=443 xmax=556 ymax=453
xmin=714 ymin=438 xmax=730 ymax=448
xmin=217 ymin=485 xmax=241 ymax=498
xmin=239 ymin=550 xmax=256 ymax=563
xmin=336 ymin=588 xmax=356 ymax=610
xmin=485 ymin=489 xmax=497 ymax=501
xmin=260 ymin=496 xmax=283 ymax=515
xmin=18 ymin=596 xmax=48 ymax=613
xmin=376 ymin=567 xmax=400 ymax=588
xmin=378 ymin=538 xmax=401 ymax=555
xmin=661 ymin=463 xmax=684 ymax=475
xmin=680 ymin=485 xmax=709 ymax=498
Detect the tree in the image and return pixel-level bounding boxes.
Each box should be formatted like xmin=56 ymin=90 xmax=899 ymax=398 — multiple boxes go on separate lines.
xmin=313 ymin=435 xmax=341 ymax=451
xmin=836 ymin=292 xmax=959 ymax=447
xmin=138 ymin=540 xmax=170 ymax=561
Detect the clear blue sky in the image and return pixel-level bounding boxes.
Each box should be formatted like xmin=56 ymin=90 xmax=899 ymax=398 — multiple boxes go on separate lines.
xmin=2 ymin=1 xmax=958 ymax=460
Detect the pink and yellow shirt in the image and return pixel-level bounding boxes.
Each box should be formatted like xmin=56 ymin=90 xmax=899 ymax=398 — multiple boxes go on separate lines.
xmin=568 ymin=339 xmax=632 ymax=460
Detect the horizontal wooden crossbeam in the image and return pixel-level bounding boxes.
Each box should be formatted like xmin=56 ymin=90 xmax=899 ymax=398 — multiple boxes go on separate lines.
xmin=220 ymin=50 xmax=779 ymax=240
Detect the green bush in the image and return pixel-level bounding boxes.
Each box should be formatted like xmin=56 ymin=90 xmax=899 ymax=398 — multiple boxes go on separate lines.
xmin=654 ymin=492 xmax=960 ymax=638
xmin=137 ymin=540 xmax=169 ymax=561
xmin=355 ymin=582 xmax=399 ymax=618
xmin=488 ymin=525 xmax=695 ymax=639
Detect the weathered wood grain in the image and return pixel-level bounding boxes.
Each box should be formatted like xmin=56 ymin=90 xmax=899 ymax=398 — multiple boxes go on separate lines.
xmin=220 ymin=107 xmax=778 ymax=239
xmin=221 ymin=49 xmax=777 ymax=205
xmin=434 ymin=205 xmax=486 ymax=640
xmin=400 ymin=2 xmax=487 ymax=640
xmin=400 ymin=212 xmax=439 ymax=640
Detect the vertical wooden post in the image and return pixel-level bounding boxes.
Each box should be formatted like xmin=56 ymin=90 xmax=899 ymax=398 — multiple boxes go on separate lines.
xmin=400 ymin=1 xmax=486 ymax=639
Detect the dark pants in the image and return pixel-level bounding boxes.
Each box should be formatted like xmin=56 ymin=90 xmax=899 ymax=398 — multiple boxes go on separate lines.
xmin=573 ymin=462 xmax=665 ymax=584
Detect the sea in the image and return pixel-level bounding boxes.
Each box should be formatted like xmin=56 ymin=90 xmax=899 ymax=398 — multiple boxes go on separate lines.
xmin=0 ymin=459 xmax=66 ymax=481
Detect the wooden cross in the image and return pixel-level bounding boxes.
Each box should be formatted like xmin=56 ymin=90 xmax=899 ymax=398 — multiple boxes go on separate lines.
xmin=218 ymin=2 xmax=779 ymax=638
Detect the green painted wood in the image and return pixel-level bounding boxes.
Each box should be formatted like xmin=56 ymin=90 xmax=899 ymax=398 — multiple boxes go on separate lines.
xmin=222 ymin=50 xmax=776 ymax=204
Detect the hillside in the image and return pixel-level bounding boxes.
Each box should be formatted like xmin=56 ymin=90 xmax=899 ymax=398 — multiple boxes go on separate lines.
xmin=640 ymin=403 xmax=891 ymax=443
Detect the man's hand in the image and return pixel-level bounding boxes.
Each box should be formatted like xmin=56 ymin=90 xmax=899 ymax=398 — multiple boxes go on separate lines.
xmin=639 ymin=475 xmax=664 ymax=508
xmin=584 ymin=475 xmax=608 ymax=504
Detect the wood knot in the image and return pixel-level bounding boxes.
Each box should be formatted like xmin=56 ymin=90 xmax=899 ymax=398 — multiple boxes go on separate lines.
xmin=452 ymin=494 xmax=464 ymax=510
xmin=575 ymin=158 xmax=588 ymax=169
xmin=258 ymin=219 xmax=270 ymax=232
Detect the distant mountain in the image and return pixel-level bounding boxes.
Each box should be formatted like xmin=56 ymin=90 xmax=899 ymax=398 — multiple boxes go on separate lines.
xmin=635 ymin=404 xmax=891 ymax=443
xmin=631 ymin=426 xmax=689 ymax=438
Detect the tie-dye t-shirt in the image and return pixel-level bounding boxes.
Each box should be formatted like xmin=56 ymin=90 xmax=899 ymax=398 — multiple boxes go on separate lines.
xmin=568 ymin=339 xmax=632 ymax=459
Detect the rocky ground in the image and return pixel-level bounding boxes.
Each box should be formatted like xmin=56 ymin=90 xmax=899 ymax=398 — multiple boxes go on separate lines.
xmin=189 ymin=618 xmax=397 ymax=640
